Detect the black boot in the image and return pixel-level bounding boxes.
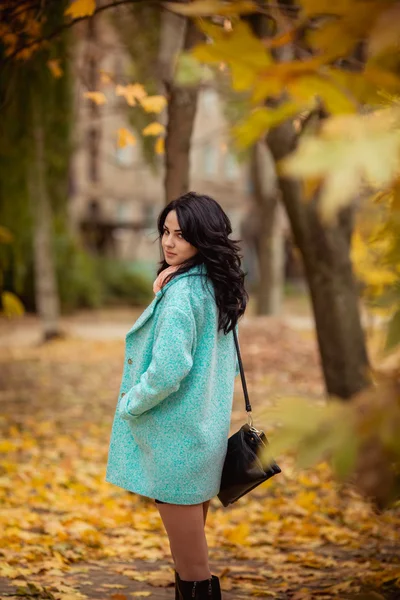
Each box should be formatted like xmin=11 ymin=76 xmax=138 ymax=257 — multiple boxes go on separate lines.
xmin=176 ymin=571 xmax=221 ymax=599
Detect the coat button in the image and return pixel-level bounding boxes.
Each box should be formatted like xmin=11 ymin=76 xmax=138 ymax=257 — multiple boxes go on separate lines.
xmin=128 ymin=358 xmax=133 ymax=364
xmin=121 ymin=392 xmax=126 ymax=397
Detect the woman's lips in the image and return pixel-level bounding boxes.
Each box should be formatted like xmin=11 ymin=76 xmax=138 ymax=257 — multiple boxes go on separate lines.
xmin=165 ymin=251 xmax=176 ymax=256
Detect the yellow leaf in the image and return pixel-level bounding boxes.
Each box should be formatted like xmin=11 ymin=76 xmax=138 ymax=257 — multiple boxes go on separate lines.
xmin=155 ymin=137 xmax=165 ymax=155
xmin=64 ymin=0 xmax=96 ymax=19
xmin=251 ymin=77 xmax=283 ymax=103
xmin=117 ymin=128 xmax=136 ymax=148
xmin=282 ymin=110 xmax=400 ymax=222
xmin=83 ymin=91 xmax=107 ymax=105
xmin=116 ymin=83 xmax=147 ymax=107
xmin=300 ymin=0 xmax=354 ymax=18
xmin=390 ymin=182 xmax=400 ymax=213
xmin=165 ymin=0 xmax=257 ymax=16
xmin=302 ymin=177 xmax=321 ymax=200
xmin=251 ymin=56 xmax=328 ymax=103
xmin=140 ymin=95 xmax=167 ymax=113
xmin=47 ymin=59 xmax=63 ymax=78
xmin=193 ymin=21 xmax=272 ymax=93
xmin=304 ymin=2 xmax=385 ymax=59
xmin=234 ymin=103 xmax=304 ymax=148
xmin=224 ymin=522 xmax=250 ymax=545
xmin=288 ymin=75 xmax=358 ymax=114
xmin=142 ymin=122 xmax=165 ymax=136
xmin=100 ymin=70 xmax=112 ymax=84
xmin=1 ymin=291 xmax=24 ymax=317
xmin=368 ymin=4 xmax=400 ymax=57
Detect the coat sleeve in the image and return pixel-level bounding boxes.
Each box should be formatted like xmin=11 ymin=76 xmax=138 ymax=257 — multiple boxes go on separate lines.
xmin=118 ymin=304 xmax=196 ymax=420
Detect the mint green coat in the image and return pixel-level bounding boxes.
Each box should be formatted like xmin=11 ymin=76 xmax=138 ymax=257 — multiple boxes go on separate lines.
xmin=105 ymin=263 xmax=240 ymax=504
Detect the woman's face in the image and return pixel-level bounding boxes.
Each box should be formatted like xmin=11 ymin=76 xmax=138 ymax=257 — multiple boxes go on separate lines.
xmin=161 ymin=210 xmax=198 ymax=266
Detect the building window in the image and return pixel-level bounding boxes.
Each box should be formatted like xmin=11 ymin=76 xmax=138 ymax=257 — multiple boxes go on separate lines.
xmin=246 ymin=173 xmax=255 ymax=195
xmin=115 ymin=144 xmax=134 ymax=167
xmin=202 ymin=88 xmax=217 ymax=114
xmin=116 ymin=201 xmax=129 ymax=222
xmin=224 ymin=151 xmax=239 ymax=181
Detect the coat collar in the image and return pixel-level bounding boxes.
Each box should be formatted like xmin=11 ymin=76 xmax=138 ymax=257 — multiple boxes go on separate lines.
xmin=125 ymin=263 xmax=206 ymax=339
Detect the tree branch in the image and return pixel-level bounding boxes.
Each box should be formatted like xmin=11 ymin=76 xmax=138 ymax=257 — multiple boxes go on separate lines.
xmin=3 ymin=0 xmax=161 ymax=63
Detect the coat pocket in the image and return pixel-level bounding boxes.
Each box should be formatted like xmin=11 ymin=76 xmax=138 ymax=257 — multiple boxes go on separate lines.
xmin=124 ymin=411 xmax=154 ymax=452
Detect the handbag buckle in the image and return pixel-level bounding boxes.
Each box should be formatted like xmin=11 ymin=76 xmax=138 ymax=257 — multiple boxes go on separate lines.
xmin=247 ymin=411 xmax=254 ymax=427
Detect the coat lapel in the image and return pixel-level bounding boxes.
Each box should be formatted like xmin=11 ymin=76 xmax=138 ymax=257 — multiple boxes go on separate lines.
xmin=125 ymin=264 xmax=205 ymax=339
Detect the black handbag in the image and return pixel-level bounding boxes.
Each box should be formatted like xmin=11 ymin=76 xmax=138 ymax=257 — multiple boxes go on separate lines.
xmin=217 ymin=328 xmax=281 ymax=507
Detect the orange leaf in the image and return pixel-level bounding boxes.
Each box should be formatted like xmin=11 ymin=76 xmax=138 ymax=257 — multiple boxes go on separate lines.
xmin=83 ymin=91 xmax=107 ymax=105
xmin=142 ymin=122 xmax=165 ymax=136
xmin=117 ymin=128 xmax=136 ymax=148
xmin=47 ymin=59 xmax=63 ymax=78
xmin=65 ymin=0 xmax=96 ymax=18
xmin=155 ymin=137 xmax=165 ymax=155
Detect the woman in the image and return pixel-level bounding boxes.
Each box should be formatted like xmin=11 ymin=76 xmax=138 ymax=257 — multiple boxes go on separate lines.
xmin=105 ymin=192 xmax=248 ymax=599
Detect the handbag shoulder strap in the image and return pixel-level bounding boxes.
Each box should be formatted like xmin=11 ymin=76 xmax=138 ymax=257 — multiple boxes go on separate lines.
xmin=233 ymin=327 xmax=252 ymax=413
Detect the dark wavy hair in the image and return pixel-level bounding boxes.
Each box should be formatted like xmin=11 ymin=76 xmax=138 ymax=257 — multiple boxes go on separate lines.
xmin=156 ymin=191 xmax=248 ymax=334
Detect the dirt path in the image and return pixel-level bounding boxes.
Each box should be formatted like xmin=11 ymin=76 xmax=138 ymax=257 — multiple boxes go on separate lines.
xmin=0 ymin=311 xmax=398 ymax=600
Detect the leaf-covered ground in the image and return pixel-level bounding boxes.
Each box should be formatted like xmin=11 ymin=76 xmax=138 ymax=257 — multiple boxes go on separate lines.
xmin=0 ymin=311 xmax=399 ymax=600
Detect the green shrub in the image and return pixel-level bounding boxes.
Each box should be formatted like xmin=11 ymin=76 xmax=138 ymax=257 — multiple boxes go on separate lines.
xmin=97 ymin=258 xmax=154 ymax=306
xmin=54 ymin=232 xmax=103 ymax=312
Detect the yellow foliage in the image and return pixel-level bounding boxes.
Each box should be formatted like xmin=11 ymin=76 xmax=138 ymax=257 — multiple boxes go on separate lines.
xmin=282 ymin=109 xmax=400 ymax=223
xmin=166 ymin=0 xmax=258 ymax=16
xmin=287 ymin=75 xmax=358 ymax=114
xmin=142 ymin=122 xmax=165 ymax=136
xmin=64 ymin=0 xmax=96 ymax=19
xmin=47 ymin=59 xmax=63 ymax=79
xmin=368 ymin=4 xmax=400 ymax=58
xmin=304 ymin=1 xmax=387 ymax=59
xmin=140 ymin=95 xmax=167 ymax=114
xmin=100 ymin=70 xmax=112 ymax=85
xmin=83 ymin=91 xmax=107 ymax=105
xmin=117 ymin=128 xmax=136 ymax=148
xmin=223 ymin=522 xmax=250 ymax=545
xmin=234 ymin=103 xmax=307 ymax=148
xmin=116 ymin=83 xmax=147 ymax=107
xmin=1 ymin=291 xmax=24 ymax=317
xmin=154 ymin=137 xmax=165 ymax=155
xmin=300 ymin=0 xmax=355 ymax=17
xmin=193 ymin=20 xmax=272 ymax=92
xmin=351 ymin=230 xmax=398 ymax=291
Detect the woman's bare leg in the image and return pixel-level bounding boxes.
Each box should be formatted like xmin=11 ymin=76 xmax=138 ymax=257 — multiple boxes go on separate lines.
xmin=202 ymin=500 xmax=210 ymax=526
xmin=168 ymin=500 xmax=211 ymax=567
xmin=157 ymin=501 xmax=212 ymax=581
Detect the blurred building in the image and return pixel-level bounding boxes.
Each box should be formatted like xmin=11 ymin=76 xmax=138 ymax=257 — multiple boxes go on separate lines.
xmin=68 ymin=16 xmax=253 ymax=271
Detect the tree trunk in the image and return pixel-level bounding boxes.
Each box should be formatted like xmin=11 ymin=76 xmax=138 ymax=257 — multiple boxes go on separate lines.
xmin=243 ymin=9 xmax=370 ymax=398
xmin=85 ymin=17 xmax=105 ymax=254
xmin=31 ymin=102 xmax=61 ymax=341
xmin=163 ymin=18 xmax=203 ymax=204
xmin=251 ymin=141 xmax=285 ymax=315
xmin=267 ymin=121 xmax=370 ymax=399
